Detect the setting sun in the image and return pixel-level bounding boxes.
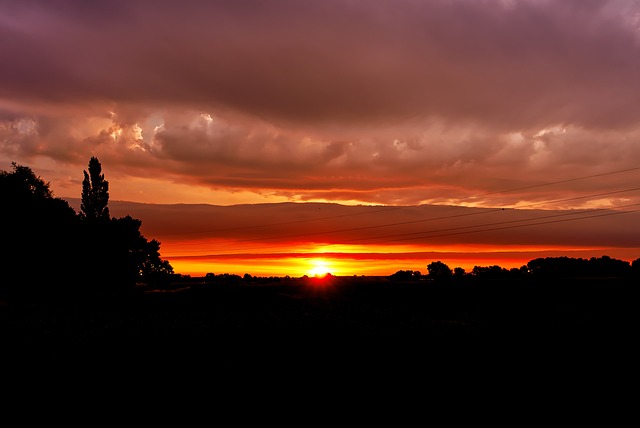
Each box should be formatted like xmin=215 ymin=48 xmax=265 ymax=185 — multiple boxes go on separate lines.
xmin=308 ymin=259 xmax=332 ymax=278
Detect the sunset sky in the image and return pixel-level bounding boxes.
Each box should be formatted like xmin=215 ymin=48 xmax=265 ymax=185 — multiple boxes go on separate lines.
xmin=2 ymin=0 xmax=640 ymax=277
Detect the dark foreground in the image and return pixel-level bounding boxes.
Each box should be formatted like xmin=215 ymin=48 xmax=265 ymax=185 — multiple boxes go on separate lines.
xmin=2 ymin=276 xmax=638 ymax=354
xmin=2 ymin=275 xmax=639 ymax=390
xmin=2 ymin=276 xmax=635 ymax=416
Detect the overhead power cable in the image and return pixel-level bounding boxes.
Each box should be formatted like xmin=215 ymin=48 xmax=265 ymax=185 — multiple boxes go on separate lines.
xmin=153 ymin=168 xmax=640 ymax=238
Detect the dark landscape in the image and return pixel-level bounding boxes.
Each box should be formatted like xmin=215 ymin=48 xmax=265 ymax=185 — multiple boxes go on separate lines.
xmin=2 ymin=275 xmax=638 ymax=364
xmin=2 ymin=153 xmax=639 ymax=387
xmin=5 ymin=2 xmax=640 ymax=404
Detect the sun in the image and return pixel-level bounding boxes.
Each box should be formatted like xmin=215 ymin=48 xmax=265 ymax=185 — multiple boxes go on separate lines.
xmin=308 ymin=259 xmax=331 ymax=278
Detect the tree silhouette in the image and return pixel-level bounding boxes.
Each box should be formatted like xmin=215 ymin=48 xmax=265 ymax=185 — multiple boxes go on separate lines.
xmin=0 ymin=162 xmax=54 ymax=200
xmin=1 ymin=162 xmax=83 ymax=298
xmin=76 ymin=158 xmax=174 ymax=288
xmin=471 ymin=265 xmax=511 ymax=279
xmin=427 ymin=261 xmax=453 ymax=281
xmin=632 ymin=258 xmax=640 ymax=277
xmin=388 ymin=270 xmax=421 ymax=281
xmin=527 ymin=256 xmax=631 ymax=278
xmin=87 ymin=214 xmax=173 ymax=288
xmin=1 ymin=159 xmax=174 ymax=300
xmin=80 ymin=156 xmax=110 ymax=222
xmin=453 ymin=267 xmax=466 ymax=277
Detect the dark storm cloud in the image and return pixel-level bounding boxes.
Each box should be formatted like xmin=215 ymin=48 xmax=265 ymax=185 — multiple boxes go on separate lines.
xmin=1 ymin=0 xmax=640 ymax=208
xmin=1 ymin=0 xmax=638 ymax=127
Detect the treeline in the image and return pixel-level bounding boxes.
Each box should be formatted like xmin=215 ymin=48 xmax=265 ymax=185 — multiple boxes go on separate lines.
xmin=390 ymin=255 xmax=640 ymax=282
xmin=0 ymin=157 xmax=174 ymax=301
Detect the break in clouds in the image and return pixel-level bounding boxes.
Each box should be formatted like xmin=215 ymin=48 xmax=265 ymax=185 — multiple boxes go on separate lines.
xmin=1 ymin=0 xmax=640 ymax=207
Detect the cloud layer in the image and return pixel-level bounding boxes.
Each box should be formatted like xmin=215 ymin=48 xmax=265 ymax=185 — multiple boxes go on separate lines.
xmin=2 ymin=0 xmax=640 ymax=207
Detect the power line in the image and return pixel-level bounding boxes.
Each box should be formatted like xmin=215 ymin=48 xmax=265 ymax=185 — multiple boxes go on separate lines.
xmin=336 ymin=189 xmax=640 ymax=244
xmin=152 ymin=167 xmax=640 ymax=259
xmin=175 ymin=187 xmax=640 ymax=245
xmin=170 ymin=201 xmax=640 ymax=257
xmin=152 ymin=166 xmax=640 ymax=237
xmin=465 ymin=166 xmax=640 ymax=199
xmin=154 ymin=184 xmax=640 ymax=241
xmin=367 ymin=203 xmax=640 ymax=245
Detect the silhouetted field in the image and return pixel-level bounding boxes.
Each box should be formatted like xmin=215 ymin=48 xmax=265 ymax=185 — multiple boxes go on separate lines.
xmin=2 ymin=276 xmax=637 ymax=368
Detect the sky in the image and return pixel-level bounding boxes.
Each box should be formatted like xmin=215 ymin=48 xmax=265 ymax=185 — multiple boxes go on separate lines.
xmin=2 ymin=0 xmax=640 ymax=277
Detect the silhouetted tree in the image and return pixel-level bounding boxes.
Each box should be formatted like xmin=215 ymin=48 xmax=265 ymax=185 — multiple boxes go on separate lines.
xmin=0 ymin=162 xmax=83 ymax=298
xmin=527 ymin=256 xmax=631 ymax=278
xmin=632 ymin=258 xmax=640 ymax=277
xmin=427 ymin=261 xmax=453 ymax=281
xmin=527 ymin=257 xmax=581 ymax=277
xmin=508 ymin=266 xmax=529 ymax=279
xmin=1 ymin=159 xmax=175 ymax=299
xmin=388 ymin=270 xmax=421 ymax=281
xmin=586 ymin=255 xmax=630 ymax=277
xmin=75 ymin=158 xmax=174 ymax=289
xmin=80 ymin=156 xmax=110 ymax=223
xmin=471 ymin=265 xmax=511 ymax=279
xmin=95 ymin=215 xmax=148 ymax=288
xmin=0 ymin=162 xmax=54 ymax=200
xmin=139 ymin=237 xmax=174 ymax=285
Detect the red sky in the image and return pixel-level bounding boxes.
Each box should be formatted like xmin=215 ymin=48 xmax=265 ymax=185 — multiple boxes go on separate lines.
xmin=2 ymin=1 xmax=640 ymax=276
xmin=65 ymin=198 xmax=640 ymax=277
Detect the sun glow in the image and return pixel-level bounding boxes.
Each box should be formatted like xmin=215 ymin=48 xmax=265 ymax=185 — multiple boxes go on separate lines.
xmin=308 ymin=259 xmax=332 ymax=278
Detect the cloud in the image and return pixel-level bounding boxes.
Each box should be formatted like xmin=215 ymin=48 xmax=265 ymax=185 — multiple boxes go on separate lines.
xmin=79 ymin=199 xmax=640 ymax=251
xmin=3 ymin=0 xmax=640 ymax=126
xmin=1 ymin=0 xmax=640 ymax=207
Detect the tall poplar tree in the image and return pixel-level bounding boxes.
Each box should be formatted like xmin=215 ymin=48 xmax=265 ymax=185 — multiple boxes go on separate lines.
xmin=76 ymin=156 xmax=174 ymax=288
xmin=80 ymin=156 xmax=110 ymax=222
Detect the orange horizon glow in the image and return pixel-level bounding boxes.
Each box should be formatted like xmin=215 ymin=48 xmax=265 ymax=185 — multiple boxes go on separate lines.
xmin=161 ymin=241 xmax=640 ymax=278
xmin=75 ymin=199 xmax=640 ymax=278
